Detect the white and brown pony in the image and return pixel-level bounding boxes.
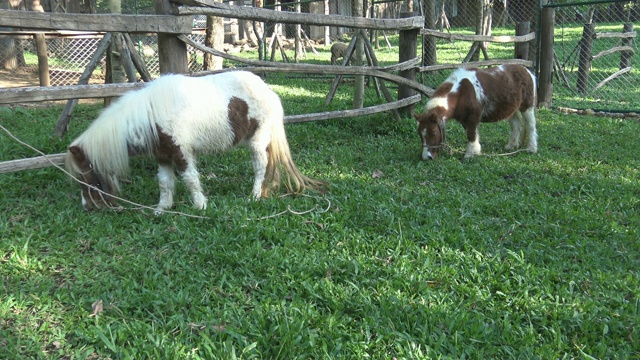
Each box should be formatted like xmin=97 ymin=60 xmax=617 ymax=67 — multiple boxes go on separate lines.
xmin=65 ymin=71 xmax=326 ymax=212
xmin=414 ymin=64 xmax=538 ymax=160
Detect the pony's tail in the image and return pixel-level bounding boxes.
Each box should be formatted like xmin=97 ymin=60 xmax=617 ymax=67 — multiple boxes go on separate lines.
xmin=262 ymin=122 xmax=327 ymax=198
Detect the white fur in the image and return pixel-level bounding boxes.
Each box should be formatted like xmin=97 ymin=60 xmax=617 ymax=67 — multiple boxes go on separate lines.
xmin=505 ymin=113 xmax=522 ymax=150
xmin=522 ymin=107 xmax=538 ymax=153
xmin=447 ymin=68 xmax=484 ymax=103
xmin=425 ymin=96 xmax=448 ymax=112
xmin=522 ymin=68 xmax=539 ymax=153
xmin=156 ymin=164 xmax=176 ymax=213
xmin=465 ymin=129 xmax=482 ymax=158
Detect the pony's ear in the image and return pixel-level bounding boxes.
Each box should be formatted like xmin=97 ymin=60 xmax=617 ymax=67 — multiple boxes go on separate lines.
xmin=68 ymin=145 xmax=87 ymax=162
xmin=68 ymin=145 xmax=81 ymax=155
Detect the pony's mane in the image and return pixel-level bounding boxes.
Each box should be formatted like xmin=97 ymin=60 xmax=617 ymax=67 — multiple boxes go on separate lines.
xmin=68 ymin=75 xmax=189 ymax=181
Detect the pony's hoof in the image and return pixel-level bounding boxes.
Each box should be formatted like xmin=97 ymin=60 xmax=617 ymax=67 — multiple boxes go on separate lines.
xmin=192 ymin=194 xmax=208 ymax=210
xmin=504 ymin=143 xmax=519 ymax=151
xmin=154 ymin=208 xmax=166 ymax=216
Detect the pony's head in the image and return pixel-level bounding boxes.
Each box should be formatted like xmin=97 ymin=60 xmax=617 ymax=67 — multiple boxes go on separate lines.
xmin=415 ymin=109 xmax=446 ymax=160
xmin=66 ymin=145 xmax=117 ymax=210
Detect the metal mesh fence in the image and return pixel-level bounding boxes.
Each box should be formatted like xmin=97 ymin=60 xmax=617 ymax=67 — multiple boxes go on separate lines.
xmin=420 ymin=0 xmax=539 ymax=86
xmin=0 ymin=34 xmax=107 ymax=86
xmin=545 ymin=0 xmax=640 ymax=111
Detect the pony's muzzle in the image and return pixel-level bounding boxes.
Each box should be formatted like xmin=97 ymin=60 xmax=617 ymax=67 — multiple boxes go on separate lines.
xmin=422 ymin=147 xmax=434 ymax=160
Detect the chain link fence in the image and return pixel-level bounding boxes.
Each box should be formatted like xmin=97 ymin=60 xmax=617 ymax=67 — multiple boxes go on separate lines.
xmin=545 ymin=0 xmax=639 ymax=112
xmin=419 ymin=0 xmax=539 ymax=86
xmin=9 ymin=0 xmax=635 ymax=113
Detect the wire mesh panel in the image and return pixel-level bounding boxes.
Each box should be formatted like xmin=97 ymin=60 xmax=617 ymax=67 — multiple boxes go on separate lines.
xmin=47 ymin=36 xmax=106 ymax=86
xmin=0 ymin=34 xmax=107 ymax=87
xmin=421 ymin=0 xmax=538 ymax=87
xmin=546 ymin=0 xmax=640 ymax=111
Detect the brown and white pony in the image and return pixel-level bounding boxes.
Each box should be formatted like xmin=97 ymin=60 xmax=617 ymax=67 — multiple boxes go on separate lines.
xmin=414 ymin=64 xmax=538 ymax=160
xmin=65 ymin=71 xmax=326 ymax=213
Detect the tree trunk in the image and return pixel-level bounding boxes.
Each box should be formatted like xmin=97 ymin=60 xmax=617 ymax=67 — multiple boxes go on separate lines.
xmin=31 ymin=0 xmax=50 ymax=86
xmin=352 ymin=0 xmax=365 ymax=109
xmin=323 ymin=0 xmax=330 ymax=46
xmin=108 ymin=0 xmax=126 ymax=85
xmin=422 ymin=0 xmax=436 ymax=66
xmin=203 ymin=1 xmax=224 ymax=71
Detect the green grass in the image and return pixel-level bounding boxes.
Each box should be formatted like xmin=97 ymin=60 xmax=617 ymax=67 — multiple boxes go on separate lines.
xmin=1 ymin=76 xmax=639 ymax=359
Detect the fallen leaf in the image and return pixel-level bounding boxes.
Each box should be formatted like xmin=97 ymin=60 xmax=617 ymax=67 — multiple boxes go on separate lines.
xmin=371 ymin=170 xmax=384 ymax=178
xmin=189 ymin=322 xmax=207 ymax=331
xmin=211 ymin=323 xmax=226 ymax=332
xmin=90 ymin=299 xmax=103 ymax=317
xmin=303 ymin=221 xmax=324 ymax=229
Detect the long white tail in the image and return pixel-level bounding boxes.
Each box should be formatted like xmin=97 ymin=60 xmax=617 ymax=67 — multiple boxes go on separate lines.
xmin=262 ymin=122 xmax=326 ymax=197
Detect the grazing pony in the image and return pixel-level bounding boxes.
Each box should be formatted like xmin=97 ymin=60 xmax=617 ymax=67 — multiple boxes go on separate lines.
xmin=414 ymin=64 xmax=538 ymax=160
xmin=65 ymin=71 xmax=326 ymax=212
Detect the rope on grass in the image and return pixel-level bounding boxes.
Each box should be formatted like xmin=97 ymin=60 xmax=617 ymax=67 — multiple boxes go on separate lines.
xmin=436 ymin=143 xmax=533 ymax=158
xmin=248 ymin=194 xmax=332 ymax=221
xmin=0 ymin=124 xmax=330 ymax=220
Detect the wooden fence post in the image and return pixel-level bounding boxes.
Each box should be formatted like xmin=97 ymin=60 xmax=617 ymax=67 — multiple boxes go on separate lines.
xmin=34 ymin=33 xmax=50 ymax=86
xmin=620 ymin=22 xmax=633 ymax=69
xmin=422 ymin=0 xmax=436 ymax=66
xmin=577 ymin=22 xmax=595 ymax=95
xmin=538 ymin=6 xmax=554 ymax=107
xmin=155 ymin=0 xmax=189 ymax=74
xmin=398 ymin=11 xmax=418 ymax=117
xmin=515 ymin=21 xmax=530 ymax=60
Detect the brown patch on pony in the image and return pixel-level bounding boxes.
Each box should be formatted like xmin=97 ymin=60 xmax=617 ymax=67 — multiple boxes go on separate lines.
xmin=154 ymin=125 xmax=187 ymax=172
xmin=67 ymin=145 xmax=115 ymax=210
xmin=452 ymin=78 xmax=483 ymax=143
xmin=415 ymin=110 xmax=443 ymax=159
xmin=227 ymin=97 xmax=259 ymax=145
xmin=432 ymin=82 xmax=453 ymax=98
xmin=474 ymin=65 xmax=534 ymax=123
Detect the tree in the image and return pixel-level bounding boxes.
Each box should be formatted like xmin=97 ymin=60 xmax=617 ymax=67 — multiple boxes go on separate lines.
xmin=352 ymin=0 xmax=364 ymax=109
xmin=203 ymin=5 xmax=224 ymax=71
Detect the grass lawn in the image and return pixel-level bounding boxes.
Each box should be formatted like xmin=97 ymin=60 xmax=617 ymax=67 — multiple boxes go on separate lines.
xmin=1 ymin=76 xmax=639 ymax=359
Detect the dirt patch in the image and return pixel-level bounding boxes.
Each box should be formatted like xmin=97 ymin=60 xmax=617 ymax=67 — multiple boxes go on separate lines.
xmin=0 ymin=69 xmax=41 ymax=88
xmin=0 ymin=69 xmax=106 ymax=108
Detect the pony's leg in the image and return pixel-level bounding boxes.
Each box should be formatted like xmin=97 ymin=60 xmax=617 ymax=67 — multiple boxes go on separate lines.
xmin=464 ymin=121 xmax=482 ymax=158
xmin=522 ymin=107 xmax=538 ymax=153
xmin=248 ymin=141 xmax=269 ymax=200
xmin=181 ymin=158 xmax=208 ymax=210
xmin=505 ymin=113 xmax=523 ymax=150
xmin=155 ymin=164 xmax=177 ymax=214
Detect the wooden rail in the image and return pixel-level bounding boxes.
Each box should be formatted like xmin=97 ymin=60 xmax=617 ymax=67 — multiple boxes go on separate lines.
xmin=176 ymin=0 xmax=423 ymax=30
xmin=0 ymin=9 xmax=192 ymax=33
xmin=0 ymin=153 xmax=66 ymax=174
xmin=420 ymin=29 xmax=535 ymax=43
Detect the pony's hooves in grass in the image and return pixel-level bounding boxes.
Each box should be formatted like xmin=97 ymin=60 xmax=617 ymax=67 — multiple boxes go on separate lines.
xmin=192 ymin=195 xmax=208 ymax=210
xmin=193 ymin=203 xmax=207 ymax=211
xmin=154 ymin=208 xmax=166 ymax=216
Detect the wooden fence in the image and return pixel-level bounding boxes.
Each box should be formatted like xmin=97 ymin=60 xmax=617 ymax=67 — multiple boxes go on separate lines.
xmin=0 ymin=0 xmax=537 ymax=174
